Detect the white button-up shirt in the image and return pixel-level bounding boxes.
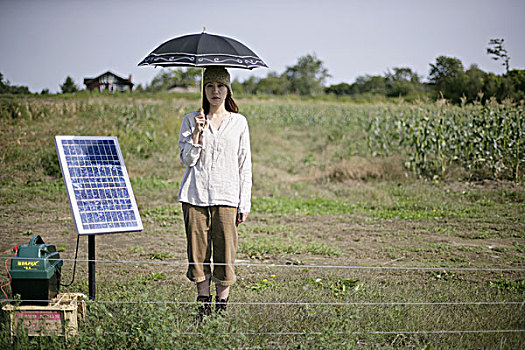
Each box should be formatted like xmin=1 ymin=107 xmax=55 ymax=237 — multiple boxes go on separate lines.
xmin=178 ymin=112 xmax=252 ymax=213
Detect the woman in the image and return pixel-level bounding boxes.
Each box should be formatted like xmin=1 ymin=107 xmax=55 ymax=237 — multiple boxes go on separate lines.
xmin=178 ymin=67 xmax=252 ymax=319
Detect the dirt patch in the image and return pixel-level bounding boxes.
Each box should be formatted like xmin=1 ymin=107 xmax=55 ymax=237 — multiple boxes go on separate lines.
xmin=319 ymin=156 xmax=406 ymax=182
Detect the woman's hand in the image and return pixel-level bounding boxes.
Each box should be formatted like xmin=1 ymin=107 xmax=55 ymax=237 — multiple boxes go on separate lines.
xmin=192 ymin=111 xmax=207 ymax=144
xmin=236 ymin=212 xmax=249 ymax=226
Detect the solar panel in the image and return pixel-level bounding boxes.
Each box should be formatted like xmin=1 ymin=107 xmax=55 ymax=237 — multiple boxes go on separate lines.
xmin=55 ymin=136 xmax=143 ymax=235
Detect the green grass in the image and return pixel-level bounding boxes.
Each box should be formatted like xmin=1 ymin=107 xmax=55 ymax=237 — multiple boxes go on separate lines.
xmin=253 ymin=197 xmax=360 ymax=216
xmin=3 ymin=269 xmax=523 ymax=349
xmin=145 ymin=252 xmax=174 ymax=260
xmin=239 ymin=235 xmax=343 ymax=258
xmin=1 ymin=95 xmax=524 ymax=349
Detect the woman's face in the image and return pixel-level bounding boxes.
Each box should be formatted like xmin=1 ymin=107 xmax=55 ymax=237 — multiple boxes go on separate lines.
xmin=205 ymin=81 xmax=228 ymax=107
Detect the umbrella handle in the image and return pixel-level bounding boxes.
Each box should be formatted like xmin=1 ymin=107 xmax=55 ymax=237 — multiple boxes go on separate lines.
xmin=201 ymin=68 xmax=205 ymax=117
xmin=200 ymin=68 xmax=209 ymax=127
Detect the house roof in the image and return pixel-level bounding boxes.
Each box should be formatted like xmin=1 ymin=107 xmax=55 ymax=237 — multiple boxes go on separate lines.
xmin=84 ymin=71 xmax=134 ymax=86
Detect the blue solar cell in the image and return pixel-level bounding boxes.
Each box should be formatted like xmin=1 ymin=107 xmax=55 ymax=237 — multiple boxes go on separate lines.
xmin=55 ymin=136 xmax=143 ymax=235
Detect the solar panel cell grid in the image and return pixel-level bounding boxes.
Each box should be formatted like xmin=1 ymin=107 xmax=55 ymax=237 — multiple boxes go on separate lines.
xmin=55 ymin=136 xmax=143 ymax=235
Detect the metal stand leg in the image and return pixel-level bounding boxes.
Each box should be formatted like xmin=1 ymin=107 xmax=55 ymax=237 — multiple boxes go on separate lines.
xmin=88 ymin=235 xmax=96 ymax=300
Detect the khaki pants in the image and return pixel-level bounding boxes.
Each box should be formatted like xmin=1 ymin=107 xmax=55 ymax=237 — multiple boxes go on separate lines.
xmin=182 ymin=203 xmax=238 ymax=286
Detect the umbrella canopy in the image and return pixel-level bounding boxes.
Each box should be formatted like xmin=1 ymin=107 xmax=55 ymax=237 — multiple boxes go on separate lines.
xmin=138 ymin=32 xmax=268 ymax=70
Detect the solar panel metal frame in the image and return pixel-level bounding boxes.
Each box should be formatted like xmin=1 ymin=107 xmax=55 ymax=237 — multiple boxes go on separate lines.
xmin=55 ymin=135 xmax=143 ymax=235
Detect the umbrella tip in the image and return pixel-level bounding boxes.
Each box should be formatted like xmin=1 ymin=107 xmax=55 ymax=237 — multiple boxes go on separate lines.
xmin=202 ymin=26 xmax=206 ymax=33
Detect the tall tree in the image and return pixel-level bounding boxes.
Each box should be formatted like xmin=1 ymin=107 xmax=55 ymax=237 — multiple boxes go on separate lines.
xmin=428 ymin=56 xmax=464 ymax=84
xmin=325 ymin=82 xmax=352 ymax=96
xmin=240 ymin=76 xmax=259 ymax=95
xmin=285 ymin=54 xmax=330 ymax=95
xmin=148 ymin=71 xmax=172 ymax=91
xmin=352 ymin=75 xmax=387 ymax=95
xmin=178 ymin=68 xmax=201 ymax=87
xmin=147 ymin=68 xmax=200 ymax=92
xmin=1 ymin=72 xmax=31 ymax=94
xmin=463 ymin=64 xmax=487 ymax=101
xmin=0 ymin=72 xmax=8 ymax=93
xmin=487 ymin=38 xmax=510 ymax=73
xmin=60 ymin=76 xmax=78 ymax=93
xmin=384 ymin=67 xmax=423 ymax=97
xmin=256 ymin=71 xmax=289 ymax=95
xmin=428 ymin=56 xmax=466 ymax=102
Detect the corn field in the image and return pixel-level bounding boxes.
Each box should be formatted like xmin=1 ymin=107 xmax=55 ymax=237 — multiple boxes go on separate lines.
xmin=367 ymin=102 xmax=524 ymax=181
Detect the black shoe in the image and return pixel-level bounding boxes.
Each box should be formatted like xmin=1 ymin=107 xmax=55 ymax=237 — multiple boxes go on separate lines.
xmin=215 ymin=296 xmax=229 ymax=314
xmin=196 ymin=295 xmax=212 ymax=322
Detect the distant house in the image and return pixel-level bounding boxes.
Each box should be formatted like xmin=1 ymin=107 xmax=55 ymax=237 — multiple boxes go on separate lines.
xmin=84 ymin=71 xmax=134 ymax=93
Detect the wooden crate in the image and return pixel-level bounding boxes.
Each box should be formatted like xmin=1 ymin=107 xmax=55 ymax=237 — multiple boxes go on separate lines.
xmin=2 ymin=292 xmax=86 ymax=340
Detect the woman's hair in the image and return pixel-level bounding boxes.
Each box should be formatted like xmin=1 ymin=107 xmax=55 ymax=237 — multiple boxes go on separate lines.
xmin=202 ymin=89 xmax=239 ymax=115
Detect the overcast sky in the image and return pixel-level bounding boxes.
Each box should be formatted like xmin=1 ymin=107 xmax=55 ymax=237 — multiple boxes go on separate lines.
xmin=1 ymin=0 xmax=524 ymax=93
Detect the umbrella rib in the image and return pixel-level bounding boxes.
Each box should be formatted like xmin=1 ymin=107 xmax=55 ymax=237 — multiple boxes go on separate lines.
xmin=217 ymin=36 xmax=243 ymax=56
xmin=196 ymin=34 xmax=205 ymax=57
xmin=145 ymin=52 xmax=262 ymax=59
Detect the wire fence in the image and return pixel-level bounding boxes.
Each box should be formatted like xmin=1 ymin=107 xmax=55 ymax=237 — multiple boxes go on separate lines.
xmin=2 ymin=256 xmax=524 ymax=272
xmin=3 ymin=298 xmax=524 ymax=307
xmin=180 ymin=329 xmax=525 ymax=336
xmin=2 ymin=256 xmax=524 ymax=338
xmin=101 ymin=329 xmax=525 ymax=337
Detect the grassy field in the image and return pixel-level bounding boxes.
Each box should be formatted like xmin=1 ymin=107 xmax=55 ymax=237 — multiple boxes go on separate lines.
xmin=0 ymin=95 xmax=524 ymax=349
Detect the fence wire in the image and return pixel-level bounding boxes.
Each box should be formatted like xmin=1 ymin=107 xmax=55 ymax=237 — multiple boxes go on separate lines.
xmin=2 ymin=255 xmax=524 ymax=338
xmin=180 ymin=329 xmax=525 ymax=336
xmin=3 ymin=298 xmax=524 ymax=307
xmin=2 ymin=256 xmax=524 ymax=272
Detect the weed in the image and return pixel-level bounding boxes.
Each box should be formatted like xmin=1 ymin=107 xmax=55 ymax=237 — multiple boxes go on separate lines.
xmin=247 ymin=276 xmax=276 ymax=292
xmin=142 ymin=272 xmax=167 ymax=281
xmin=489 ymin=278 xmax=525 ymax=294
xmin=129 ymin=246 xmax=143 ymax=253
xmin=146 ymin=252 xmax=173 ymax=260
xmin=430 ymin=270 xmax=456 ymax=281
xmin=512 ymin=242 xmax=525 ymax=253
xmin=306 ymin=278 xmax=362 ymax=298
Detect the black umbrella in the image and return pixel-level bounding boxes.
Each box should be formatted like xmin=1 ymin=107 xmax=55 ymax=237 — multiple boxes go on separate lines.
xmin=139 ymin=30 xmax=267 ymax=109
xmin=138 ymin=31 xmax=268 ymax=69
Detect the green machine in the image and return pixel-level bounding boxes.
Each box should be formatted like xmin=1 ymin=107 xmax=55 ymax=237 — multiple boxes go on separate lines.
xmin=10 ymin=235 xmax=63 ymax=305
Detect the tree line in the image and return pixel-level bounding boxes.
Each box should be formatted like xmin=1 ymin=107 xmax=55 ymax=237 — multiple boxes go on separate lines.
xmin=240 ymin=38 xmax=523 ymax=103
xmin=2 ymin=38 xmax=523 ymax=104
xmin=0 ymin=72 xmax=31 ymax=94
xmin=327 ymin=57 xmax=524 ymax=103
xmin=0 ymin=72 xmax=74 ymax=95
xmin=141 ymin=38 xmax=523 ymax=104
